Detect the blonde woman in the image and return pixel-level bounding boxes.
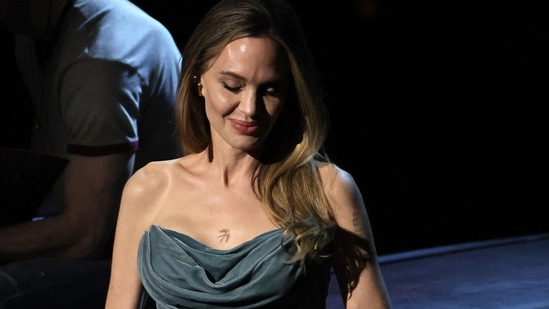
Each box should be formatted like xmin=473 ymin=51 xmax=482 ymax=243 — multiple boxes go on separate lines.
xmin=106 ymin=0 xmax=392 ymax=308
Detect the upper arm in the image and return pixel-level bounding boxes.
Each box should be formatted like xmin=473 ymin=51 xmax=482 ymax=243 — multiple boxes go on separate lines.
xmin=62 ymin=152 xmax=134 ymax=257
xmin=323 ymin=166 xmax=370 ymax=237
xmin=105 ymin=165 xmax=161 ymax=309
xmin=58 ymin=61 xmax=142 ymax=255
xmin=321 ymin=164 xmax=392 ymax=308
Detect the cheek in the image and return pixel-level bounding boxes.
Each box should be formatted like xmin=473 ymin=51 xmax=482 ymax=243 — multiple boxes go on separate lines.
xmin=266 ymin=100 xmax=286 ymax=120
xmin=263 ymin=101 xmax=286 ymax=134
xmin=203 ymin=86 xmax=235 ymax=117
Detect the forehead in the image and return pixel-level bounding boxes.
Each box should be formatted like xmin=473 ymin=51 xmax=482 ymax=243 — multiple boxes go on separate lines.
xmin=207 ymin=36 xmax=289 ymax=79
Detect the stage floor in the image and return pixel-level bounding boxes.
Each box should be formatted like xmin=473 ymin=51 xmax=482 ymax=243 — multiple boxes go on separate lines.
xmin=327 ymin=233 xmax=549 ymax=309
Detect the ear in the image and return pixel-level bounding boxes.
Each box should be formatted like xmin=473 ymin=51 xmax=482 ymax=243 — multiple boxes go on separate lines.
xmin=194 ymin=75 xmax=203 ymax=96
xmin=198 ymin=76 xmax=205 ymax=97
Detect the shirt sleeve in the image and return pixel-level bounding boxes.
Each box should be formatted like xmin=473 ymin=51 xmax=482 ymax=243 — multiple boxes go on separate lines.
xmin=58 ymin=58 xmax=143 ymax=156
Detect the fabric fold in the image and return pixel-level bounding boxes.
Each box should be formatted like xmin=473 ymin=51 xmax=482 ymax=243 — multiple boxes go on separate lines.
xmin=138 ymin=225 xmax=331 ymax=309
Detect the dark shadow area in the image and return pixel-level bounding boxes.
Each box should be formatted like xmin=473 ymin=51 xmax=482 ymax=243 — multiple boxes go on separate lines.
xmin=291 ymin=1 xmax=549 ymax=254
xmin=2 ymin=1 xmax=547 ymax=256
xmin=0 ymin=149 xmax=68 ymax=227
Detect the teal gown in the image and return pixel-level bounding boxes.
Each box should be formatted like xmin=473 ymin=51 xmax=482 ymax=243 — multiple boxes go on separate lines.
xmin=138 ymin=225 xmax=332 ymax=308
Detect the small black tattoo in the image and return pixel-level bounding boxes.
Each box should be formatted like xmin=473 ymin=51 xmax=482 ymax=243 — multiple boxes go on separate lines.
xmin=218 ymin=228 xmax=230 ymax=243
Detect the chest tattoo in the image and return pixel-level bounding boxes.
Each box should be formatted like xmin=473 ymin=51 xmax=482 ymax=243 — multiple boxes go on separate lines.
xmin=218 ymin=228 xmax=230 ymax=243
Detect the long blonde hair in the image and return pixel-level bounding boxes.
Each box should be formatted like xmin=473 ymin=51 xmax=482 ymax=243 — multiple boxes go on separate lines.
xmin=176 ymin=0 xmax=336 ymax=263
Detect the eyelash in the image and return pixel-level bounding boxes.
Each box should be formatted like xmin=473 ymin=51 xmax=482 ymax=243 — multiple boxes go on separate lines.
xmin=223 ymin=82 xmax=278 ymax=97
xmin=223 ymin=83 xmax=241 ymax=93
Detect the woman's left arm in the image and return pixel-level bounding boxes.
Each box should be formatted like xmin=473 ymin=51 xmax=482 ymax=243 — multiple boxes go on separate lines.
xmin=321 ymin=164 xmax=392 ymax=309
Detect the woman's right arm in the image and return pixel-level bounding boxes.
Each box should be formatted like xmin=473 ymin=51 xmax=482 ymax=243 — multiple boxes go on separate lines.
xmin=104 ymin=166 xmax=158 ymax=309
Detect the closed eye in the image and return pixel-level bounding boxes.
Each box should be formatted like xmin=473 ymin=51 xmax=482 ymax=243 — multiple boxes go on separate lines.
xmin=223 ymin=82 xmax=242 ymax=93
xmin=260 ymin=86 xmax=286 ymax=99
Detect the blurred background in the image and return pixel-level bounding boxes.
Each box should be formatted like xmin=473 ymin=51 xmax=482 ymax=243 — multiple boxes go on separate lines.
xmin=1 ymin=0 xmax=547 ymax=255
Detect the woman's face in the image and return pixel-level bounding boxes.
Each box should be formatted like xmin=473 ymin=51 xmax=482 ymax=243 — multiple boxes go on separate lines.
xmin=200 ymin=36 xmax=290 ymax=154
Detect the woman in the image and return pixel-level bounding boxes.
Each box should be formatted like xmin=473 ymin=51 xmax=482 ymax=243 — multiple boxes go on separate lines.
xmin=105 ymin=0 xmax=392 ymax=308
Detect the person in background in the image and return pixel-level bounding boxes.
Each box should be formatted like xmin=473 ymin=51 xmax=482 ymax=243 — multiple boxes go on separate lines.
xmin=0 ymin=0 xmax=181 ymax=307
xmin=105 ymin=0 xmax=392 ymax=308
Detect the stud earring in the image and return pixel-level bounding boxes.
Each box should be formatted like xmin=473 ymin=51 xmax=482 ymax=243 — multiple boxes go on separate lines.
xmin=194 ymin=75 xmax=203 ymax=96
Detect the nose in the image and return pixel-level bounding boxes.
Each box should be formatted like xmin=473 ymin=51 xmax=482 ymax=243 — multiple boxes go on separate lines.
xmin=238 ymin=89 xmax=259 ymax=116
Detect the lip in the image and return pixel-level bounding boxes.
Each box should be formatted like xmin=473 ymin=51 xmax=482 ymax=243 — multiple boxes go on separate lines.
xmin=230 ymin=119 xmax=259 ymax=135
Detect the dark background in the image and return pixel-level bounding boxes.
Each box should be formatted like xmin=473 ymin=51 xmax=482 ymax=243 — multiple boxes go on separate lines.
xmin=1 ymin=0 xmax=547 ymax=255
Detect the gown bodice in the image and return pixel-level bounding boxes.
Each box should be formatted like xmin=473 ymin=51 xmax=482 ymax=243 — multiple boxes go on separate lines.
xmin=138 ymin=225 xmax=332 ymax=309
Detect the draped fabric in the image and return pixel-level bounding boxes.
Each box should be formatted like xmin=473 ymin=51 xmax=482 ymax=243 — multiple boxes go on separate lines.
xmin=138 ymin=225 xmax=332 ymax=309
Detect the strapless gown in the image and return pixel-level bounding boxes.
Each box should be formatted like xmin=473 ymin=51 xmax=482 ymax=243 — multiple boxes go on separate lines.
xmin=138 ymin=225 xmax=332 ymax=308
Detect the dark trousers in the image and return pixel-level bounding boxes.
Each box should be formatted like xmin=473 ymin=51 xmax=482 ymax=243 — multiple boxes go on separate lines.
xmin=0 ymin=257 xmax=111 ymax=309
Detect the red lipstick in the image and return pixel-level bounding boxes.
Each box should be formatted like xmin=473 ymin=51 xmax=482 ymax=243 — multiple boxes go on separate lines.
xmin=231 ymin=119 xmax=259 ymax=134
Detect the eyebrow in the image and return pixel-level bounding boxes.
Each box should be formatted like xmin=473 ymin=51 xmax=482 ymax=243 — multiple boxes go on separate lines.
xmin=219 ymin=71 xmax=244 ymax=80
xmin=218 ymin=70 xmax=286 ymax=85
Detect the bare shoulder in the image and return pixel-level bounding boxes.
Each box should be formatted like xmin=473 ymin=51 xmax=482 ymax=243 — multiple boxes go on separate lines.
xmin=121 ymin=158 xmax=182 ymax=211
xmin=126 ymin=159 xmax=179 ymax=192
xmin=318 ymin=162 xmax=369 ymax=236
xmin=318 ymin=163 xmax=360 ymax=200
